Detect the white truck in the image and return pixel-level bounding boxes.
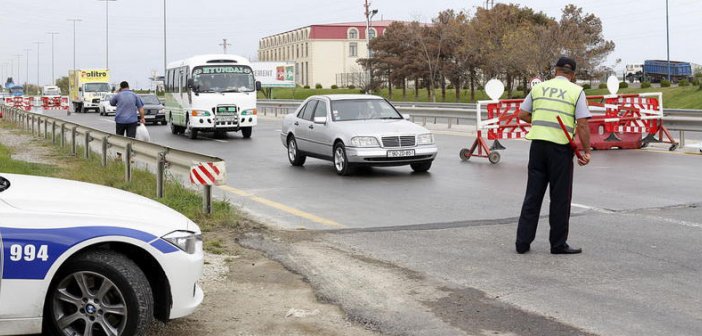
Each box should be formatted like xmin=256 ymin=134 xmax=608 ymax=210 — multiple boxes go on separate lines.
xmin=68 ymin=69 xmax=111 ymax=113
xmin=41 ymin=85 xmax=61 ymax=97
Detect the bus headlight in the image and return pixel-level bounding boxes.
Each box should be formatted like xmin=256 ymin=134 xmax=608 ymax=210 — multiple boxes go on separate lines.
xmin=240 ymin=109 xmax=257 ymax=116
xmin=191 ymin=109 xmax=211 ymax=117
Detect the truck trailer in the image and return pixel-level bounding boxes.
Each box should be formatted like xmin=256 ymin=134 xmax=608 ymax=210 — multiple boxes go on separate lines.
xmin=68 ymin=69 xmax=111 ymax=113
xmin=643 ymin=60 xmax=692 ymax=83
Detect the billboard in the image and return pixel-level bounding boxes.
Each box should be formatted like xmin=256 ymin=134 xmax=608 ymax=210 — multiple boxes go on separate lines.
xmin=251 ymin=62 xmax=295 ymax=88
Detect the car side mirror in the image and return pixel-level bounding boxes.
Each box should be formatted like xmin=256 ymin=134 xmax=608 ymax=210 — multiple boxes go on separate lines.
xmin=402 ymin=113 xmax=410 ymax=120
xmin=256 ymin=81 xmax=262 ymax=91
xmin=187 ymin=78 xmax=194 ymax=89
xmin=111 ymin=86 xmax=116 ymax=92
xmin=313 ymin=116 xmax=327 ymax=124
xmin=78 ymin=87 xmax=83 ymax=92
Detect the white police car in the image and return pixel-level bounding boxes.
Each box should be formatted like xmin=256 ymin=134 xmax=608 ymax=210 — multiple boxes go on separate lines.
xmin=0 ymin=173 xmax=204 ymax=336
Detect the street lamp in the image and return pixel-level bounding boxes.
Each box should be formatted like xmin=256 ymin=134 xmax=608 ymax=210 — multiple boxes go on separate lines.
xmin=665 ymin=0 xmax=671 ymax=82
xmin=24 ymin=49 xmax=31 ymax=94
xmin=47 ymin=32 xmax=60 ymax=85
xmin=163 ymin=0 xmax=167 ymax=83
xmin=33 ymin=42 xmax=44 ymax=87
xmin=98 ymin=0 xmax=117 ymax=69
xmin=13 ymin=54 xmax=21 ymax=85
xmin=67 ymin=18 xmax=82 ymax=71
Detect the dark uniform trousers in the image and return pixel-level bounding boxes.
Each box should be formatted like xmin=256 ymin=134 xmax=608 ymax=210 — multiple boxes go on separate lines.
xmin=516 ymin=139 xmax=574 ymax=249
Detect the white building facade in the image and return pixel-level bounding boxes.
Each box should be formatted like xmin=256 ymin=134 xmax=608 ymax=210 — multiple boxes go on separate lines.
xmin=258 ymin=21 xmax=394 ymax=88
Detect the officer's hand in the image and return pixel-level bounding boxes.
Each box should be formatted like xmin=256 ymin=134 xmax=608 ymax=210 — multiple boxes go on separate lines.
xmin=140 ymin=117 xmax=146 ymax=124
xmin=578 ymin=152 xmax=591 ymax=166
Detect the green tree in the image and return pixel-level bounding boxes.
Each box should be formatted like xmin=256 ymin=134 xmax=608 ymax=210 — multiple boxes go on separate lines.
xmin=55 ymin=76 xmax=69 ymax=95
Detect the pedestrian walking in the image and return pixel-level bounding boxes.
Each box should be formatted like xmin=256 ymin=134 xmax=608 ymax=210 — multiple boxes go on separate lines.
xmin=515 ymin=56 xmax=592 ymax=255
xmin=110 ymin=81 xmax=145 ymax=138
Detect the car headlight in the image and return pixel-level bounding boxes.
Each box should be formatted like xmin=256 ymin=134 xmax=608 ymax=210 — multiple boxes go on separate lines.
xmin=351 ymin=136 xmax=380 ymax=147
xmin=417 ymin=133 xmax=434 ymax=145
xmin=158 ymin=109 xmax=165 ymax=115
xmin=162 ymin=231 xmax=202 ymax=254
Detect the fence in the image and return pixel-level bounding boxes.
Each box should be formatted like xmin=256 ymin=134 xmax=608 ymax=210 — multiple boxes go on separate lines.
xmin=0 ymin=105 xmax=225 ymax=213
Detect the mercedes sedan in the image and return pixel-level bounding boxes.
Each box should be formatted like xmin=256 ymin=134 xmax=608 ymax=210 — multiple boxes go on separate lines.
xmin=281 ymin=95 xmax=438 ymax=175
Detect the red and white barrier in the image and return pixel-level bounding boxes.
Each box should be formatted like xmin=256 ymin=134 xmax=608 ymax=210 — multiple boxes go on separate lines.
xmin=460 ymin=82 xmax=677 ymax=164
xmin=190 ymin=162 xmax=226 ymax=186
xmin=41 ymin=96 xmax=70 ymax=110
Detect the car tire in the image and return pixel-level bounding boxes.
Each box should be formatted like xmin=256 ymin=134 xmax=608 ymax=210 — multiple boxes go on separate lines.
xmin=410 ymin=161 xmax=433 ymax=173
xmin=187 ymin=118 xmax=198 ymax=139
xmin=287 ymin=136 xmax=306 ymax=166
xmin=241 ymin=127 xmax=252 ymax=139
xmin=333 ymin=142 xmax=352 ymax=176
xmin=44 ymin=250 xmax=153 ymax=336
xmin=99 ymin=107 xmax=104 ymax=116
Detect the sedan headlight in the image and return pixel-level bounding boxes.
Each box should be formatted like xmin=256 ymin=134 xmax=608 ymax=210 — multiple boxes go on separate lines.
xmin=351 ymin=136 xmax=380 ymax=147
xmin=417 ymin=133 xmax=434 ymax=145
xmin=157 ymin=108 xmax=165 ymax=115
xmin=162 ymin=231 xmax=202 ymax=254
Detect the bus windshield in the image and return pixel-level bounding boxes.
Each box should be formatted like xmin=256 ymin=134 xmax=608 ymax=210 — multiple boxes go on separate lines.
xmin=84 ymin=83 xmax=111 ymax=92
xmin=192 ymin=65 xmax=255 ymax=93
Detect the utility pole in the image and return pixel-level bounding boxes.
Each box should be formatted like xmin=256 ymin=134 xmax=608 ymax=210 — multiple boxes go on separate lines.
xmin=23 ymin=49 xmax=31 ymax=94
xmin=665 ymin=0 xmax=671 ymax=82
xmin=13 ymin=54 xmax=22 ymax=85
xmin=34 ymin=42 xmax=43 ymax=87
xmin=98 ymin=0 xmax=117 ymax=69
xmin=163 ymin=0 xmax=167 ymax=82
xmin=364 ymin=0 xmax=378 ymax=93
xmin=48 ymin=32 xmax=60 ymax=85
xmin=67 ymin=18 xmax=82 ymax=71
xmin=219 ymin=38 xmax=231 ymax=54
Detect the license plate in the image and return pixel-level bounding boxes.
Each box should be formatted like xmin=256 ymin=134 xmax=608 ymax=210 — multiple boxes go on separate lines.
xmin=217 ymin=116 xmax=238 ymax=122
xmin=145 ymin=115 xmax=155 ymax=119
xmin=387 ymin=149 xmax=415 ymax=157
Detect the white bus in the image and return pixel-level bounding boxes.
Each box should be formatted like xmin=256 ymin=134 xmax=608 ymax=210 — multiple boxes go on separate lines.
xmin=165 ymin=54 xmax=260 ymax=139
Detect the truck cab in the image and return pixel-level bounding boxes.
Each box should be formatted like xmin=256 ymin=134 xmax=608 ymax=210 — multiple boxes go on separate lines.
xmin=69 ymin=69 xmax=111 ymax=113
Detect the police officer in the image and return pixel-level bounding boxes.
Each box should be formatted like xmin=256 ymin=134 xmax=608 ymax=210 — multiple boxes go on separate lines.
xmin=515 ymin=56 xmax=591 ymax=255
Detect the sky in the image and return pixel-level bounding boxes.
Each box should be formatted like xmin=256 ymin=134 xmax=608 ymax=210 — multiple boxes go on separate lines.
xmin=0 ymin=0 xmax=700 ymax=89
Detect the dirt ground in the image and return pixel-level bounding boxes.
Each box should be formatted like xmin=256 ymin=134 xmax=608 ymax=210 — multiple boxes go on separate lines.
xmin=0 ymin=124 xmax=378 ymax=336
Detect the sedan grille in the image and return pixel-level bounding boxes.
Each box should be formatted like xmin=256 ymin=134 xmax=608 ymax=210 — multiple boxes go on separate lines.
xmin=145 ymin=109 xmax=159 ymax=115
xmin=381 ymin=136 xmax=416 ymax=148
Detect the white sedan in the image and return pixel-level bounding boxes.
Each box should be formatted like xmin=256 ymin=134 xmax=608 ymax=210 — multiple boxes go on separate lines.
xmin=0 ymin=173 xmax=204 ymax=336
xmin=98 ymin=94 xmax=116 ymax=116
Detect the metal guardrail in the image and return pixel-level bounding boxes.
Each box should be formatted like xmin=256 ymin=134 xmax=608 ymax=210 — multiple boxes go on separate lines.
xmin=0 ymin=105 xmax=224 ymax=213
xmin=258 ymin=99 xmax=702 ymax=132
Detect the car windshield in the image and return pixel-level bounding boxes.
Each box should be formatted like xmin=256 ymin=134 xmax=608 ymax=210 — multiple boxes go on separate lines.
xmin=84 ymin=83 xmax=111 ymax=92
xmin=192 ymin=65 xmax=255 ymax=93
xmin=330 ymin=99 xmax=402 ymax=121
xmin=139 ymin=95 xmax=161 ymax=105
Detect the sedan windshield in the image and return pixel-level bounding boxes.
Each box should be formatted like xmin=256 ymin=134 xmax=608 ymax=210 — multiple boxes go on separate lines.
xmin=330 ymin=99 xmax=402 ymax=121
xmin=84 ymin=83 xmax=111 ymax=92
xmin=139 ymin=95 xmax=161 ymax=105
xmin=192 ymin=65 xmax=255 ymax=93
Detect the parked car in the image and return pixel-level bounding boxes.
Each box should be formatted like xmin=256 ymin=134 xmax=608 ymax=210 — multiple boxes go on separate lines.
xmin=139 ymin=94 xmax=166 ymax=125
xmin=0 ymin=173 xmax=204 ymax=336
xmin=281 ymin=95 xmax=438 ymax=175
xmin=98 ymin=93 xmax=116 ymax=116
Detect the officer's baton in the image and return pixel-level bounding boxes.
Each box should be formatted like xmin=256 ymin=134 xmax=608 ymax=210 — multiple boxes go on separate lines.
xmin=555 ymin=115 xmax=585 ymax=161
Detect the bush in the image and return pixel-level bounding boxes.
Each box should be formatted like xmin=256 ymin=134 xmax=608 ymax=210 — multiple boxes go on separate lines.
xmin=447 ymin=84 xmax=454 ymax=90
xmin=348 ymin=85 xmax=356 ymax=89
xmin=303 ymin=85 xmax=310 ymax=89
xmin=516 ymin=85 xmax=524 ymax=91
xmin=331 ymin=85 xmax=338 ymax=89
xmin=692 ymin=79 xmax=700 ymax=86
xmin=598 ymin=83 xmax=607 ymax=89
xmin=661 ymin=80 xmax=671 ymax=87
xmin=619 ymin=82 xmax=629 ymax=89
xmin=315 ymin=83 xmax=322 ymax=89
xmin=641 ymin=81 xmax=652 ymax=88
xmin=679 ymin=79 xmax=690 ymax=87
xmin=582 ymin=84 xmax=591 ymax=90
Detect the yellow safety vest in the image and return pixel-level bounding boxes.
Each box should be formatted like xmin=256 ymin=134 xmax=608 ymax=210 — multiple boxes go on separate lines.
xmin=526 ymin=78 xmax=583 ymax=145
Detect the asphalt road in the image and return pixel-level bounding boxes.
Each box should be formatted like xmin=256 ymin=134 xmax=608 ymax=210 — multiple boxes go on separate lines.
xmin=39 ymin=108 xmax=702 ymax=335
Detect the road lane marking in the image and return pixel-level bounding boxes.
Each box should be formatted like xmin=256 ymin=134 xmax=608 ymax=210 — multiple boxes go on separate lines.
xmin=218 ymin=184 xmax=345 ymax=229
xmin=571 ymin=203 xmax=614 ymax=213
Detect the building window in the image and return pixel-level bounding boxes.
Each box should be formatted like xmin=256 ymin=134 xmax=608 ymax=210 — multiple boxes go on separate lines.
xmin=368 ymin=28 xmax=377 ymax=40
xmin=348 ymin=28 xmax=359 ymax=39
xmin=349 ymin=42 xmax=358 ymax=57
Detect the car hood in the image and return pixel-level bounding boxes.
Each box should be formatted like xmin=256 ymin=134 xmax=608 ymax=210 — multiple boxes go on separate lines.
xmin=0 ymin=174 xmax=194 ymax=233
xmin=143 ymin=104 xmax=164 ymax=109
xmin=334 ymin=119 xmax=431 ymax=136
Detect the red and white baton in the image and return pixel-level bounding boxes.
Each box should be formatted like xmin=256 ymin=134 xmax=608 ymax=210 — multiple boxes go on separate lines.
xmin=555 ymin=115 xmax=585 ymax=161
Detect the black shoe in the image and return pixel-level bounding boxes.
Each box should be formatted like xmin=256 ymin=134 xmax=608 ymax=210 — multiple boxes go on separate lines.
xmin=551 ymin=245 xmax=582 ymax=254
xmin=516 ymin=243 xmax=530 ymax=254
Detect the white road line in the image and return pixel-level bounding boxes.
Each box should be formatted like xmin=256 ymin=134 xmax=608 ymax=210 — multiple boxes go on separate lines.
xmin=213 ymin=139 xmax=228 ymax=143
xmin=634 ymin=214 xmax=702 ymax=230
